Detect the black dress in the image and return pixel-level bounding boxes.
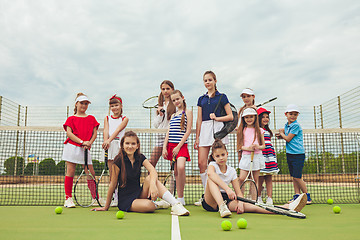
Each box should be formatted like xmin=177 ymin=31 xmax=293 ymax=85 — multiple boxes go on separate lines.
xmin=115 ymin=153 xmax=146 ymax=211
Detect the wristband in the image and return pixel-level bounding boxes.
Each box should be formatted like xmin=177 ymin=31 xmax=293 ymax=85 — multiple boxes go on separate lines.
xmin=80 ymin=140 xmax=84 ymax=145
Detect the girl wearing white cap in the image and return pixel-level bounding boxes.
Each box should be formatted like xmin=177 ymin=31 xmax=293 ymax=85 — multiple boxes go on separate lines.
xmin=239 ymin=88 xmax=256 ymax=115
xmin=194 ymin=71 xmax=234 ymax=205
xmin=237 ymin=107 xmax=265 ymax=188
xmin=62 ymin=93 xmax=100 ymax=208
xmin=102 ymin=94 xmax=129 ymax=207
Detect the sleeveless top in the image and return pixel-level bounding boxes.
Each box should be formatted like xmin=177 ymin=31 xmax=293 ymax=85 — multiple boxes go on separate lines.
xmin=107 ymin=115 xmax=126 ymax=140
xmin=168 ymin=111 xmax=187 ymax=144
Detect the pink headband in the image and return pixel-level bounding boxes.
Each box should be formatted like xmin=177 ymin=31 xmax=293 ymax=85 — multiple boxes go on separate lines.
xmin=109 ymin=94 xmax=122 ymax=104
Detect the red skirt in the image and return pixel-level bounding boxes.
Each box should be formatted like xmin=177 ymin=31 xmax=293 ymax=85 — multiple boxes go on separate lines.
xmin=166 ymin=142 xmax=191 ymax=161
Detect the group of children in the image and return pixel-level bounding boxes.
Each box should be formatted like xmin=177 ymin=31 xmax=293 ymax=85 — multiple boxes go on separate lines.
xmin=61 ymin=70 xmax=310 ymax=218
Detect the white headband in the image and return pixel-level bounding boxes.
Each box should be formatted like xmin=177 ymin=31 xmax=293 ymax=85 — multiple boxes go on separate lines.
xmin=75 ymin=95 xmax=91 ymax=103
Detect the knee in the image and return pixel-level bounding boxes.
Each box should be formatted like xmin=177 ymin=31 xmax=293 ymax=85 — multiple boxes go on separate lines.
xmin=198 ymin=162 xmax=207 ymax=173
xmin=144 ymin=201 xmax=156 ymax=212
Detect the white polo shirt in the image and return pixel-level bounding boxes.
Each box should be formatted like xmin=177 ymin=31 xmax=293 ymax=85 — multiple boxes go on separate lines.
xmin=208 ymin=161 xmax=237 ymax=192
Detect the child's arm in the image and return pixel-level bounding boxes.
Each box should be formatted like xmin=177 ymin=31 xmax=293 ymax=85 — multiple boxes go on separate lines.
xmin=65 ymin=126 xmax=84 ymax=145
xmin=207 ymin=165 xmax=236 ymax=199
xmin=83 ymin=127 xmax=98 ymax=149
xmin=143 ymin=159 xmax=159 ymax=201
xmin=194 ymin=106 xmax=202 ymax=150
xmin=231 ymin=178 xmax=245 ymax=214
xmin=279 ymin=128 xmax=295 ymax=142
xmin=162 ymin=117 xmax=172 ymax=158
xmin=153 ymin=107 xmax=165 ymax=128
xmin=210 ymin=103 xmax=234 ymax=122
xmin=104 ymin=117 xmax=129 ymax=150
xmin=92 ymin=164 xmax=120 ymax=211
xmin=102 ymin=116 xmax=110 ymax=150
xmin=252 ymin=133 xmax=266 ymax=150
xmin=172 ymin=110 xmax=193 ymax=156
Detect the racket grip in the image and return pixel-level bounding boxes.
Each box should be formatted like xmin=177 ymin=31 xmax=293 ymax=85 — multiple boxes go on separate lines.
xmin=251 ymin=151 xmax=254 ymax=160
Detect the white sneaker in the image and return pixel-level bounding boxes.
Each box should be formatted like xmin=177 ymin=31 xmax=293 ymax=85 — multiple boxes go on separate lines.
xmin=171 ymin=203 xmax=190 ymax=216
xmin=194 ymin=197 xmax=203 ymax=206
xmin=64 ymin=197 xmax=76 ymax=208
xmin=110 ymin=199 xmax=118 ymax=207
xmin=289 ymin=193 xmax=307 ymax=212
xmin=155 ymin=199 xmax=171 ymax=209
xmin=266 ymin=197 xmax=273 ymax=205
xmin=257 ymin=197 xmax=264 ymax=204
xmin=219 ymin=201 xmax=232 ymax=218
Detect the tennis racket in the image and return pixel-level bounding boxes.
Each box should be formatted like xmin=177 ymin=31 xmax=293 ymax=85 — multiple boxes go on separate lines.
xmin=142 ymin=96 xmax=159 ymax=109
xmin=240 ymin=152 xmax=258 ymax=201
xmin=236 ymin=196 xmax=306 ymax=218
xmin=74 ymin=149 xmax=100 ymax=207
xmin=256 ymin=97 xmax=277 ymax=107
xmin=163 ymin=156 xmax=176 ymax=196
xmin=96 ymin=150 xmax=109 ymax=207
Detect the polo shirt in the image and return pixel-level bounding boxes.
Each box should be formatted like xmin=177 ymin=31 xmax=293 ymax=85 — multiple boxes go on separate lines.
xmin=197 ymin=91 xmax=229 ymax=121
xmin=284 ymin=120 xmax=305 ymax=154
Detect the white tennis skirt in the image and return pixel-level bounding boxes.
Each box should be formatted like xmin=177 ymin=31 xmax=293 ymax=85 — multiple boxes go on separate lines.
xmin=62 ymin=144 xmax=93 ymax=165
xmin=239 ymin=153 xmax=265 ymax=171
xmin=101 ymin=140 xmax=120 ymax=161
xmin=199 ymin=120 xmax=229 ymax=147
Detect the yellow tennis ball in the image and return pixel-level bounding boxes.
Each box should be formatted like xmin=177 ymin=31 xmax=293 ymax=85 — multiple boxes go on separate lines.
xmin=333 ymin=206 xmax=341 ymax=214
xmin=116 ymin=210 xmax=125 ymax=219
xmin=237 ymin=218 xmax=247 ymax=229
xmin=327 ymin=198 xmax=334 ymax=205
xmin=55 ymin=207 xmax=63 ymax=214
xmin=221 ymin=220 xmax=232 ymax=231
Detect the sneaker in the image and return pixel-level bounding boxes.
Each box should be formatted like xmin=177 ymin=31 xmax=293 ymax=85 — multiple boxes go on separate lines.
xmin=155 ymin=199 xmax=171 ymax=209
xmin=194 ymin=197 xmax=203 ymax=206
xmin=306 ymin=193 xmax=312 ymax=205
xmin=257 ymin=197 xmax=264 ymax=204
xmin=171 ymin=203 xmax=190 ymax=216
xmin=110 ymin=199 xmax=118 ymax=207
xmin=64 ymin=197 xmax=76 ymax=208
xmin=219 ymin=201 xmax=232 ymax=218
xmin=177 ymin=198 xmax=186 ymax=206
xmin=289 ymin=193 xmax=307 ymax=212
xmin=266 ymin=197 xmax=273 ymax=205
xmin=288 ymin=194 xmax=300 ymax=203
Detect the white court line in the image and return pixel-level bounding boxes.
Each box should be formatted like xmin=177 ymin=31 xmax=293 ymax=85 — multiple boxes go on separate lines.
xmin=171 ymin=215 xmax=181 ymax=240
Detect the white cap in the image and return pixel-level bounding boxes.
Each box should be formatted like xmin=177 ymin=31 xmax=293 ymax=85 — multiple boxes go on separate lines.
xmin=285 ymin=104 xmax=300 ymax=113
xmin=241 ymin=88 xmax=255 ymax=96
xmin=75 ymin=95 xmax=91 ymax=103
xmin=241 ymin=107 xmax=257 ymax=117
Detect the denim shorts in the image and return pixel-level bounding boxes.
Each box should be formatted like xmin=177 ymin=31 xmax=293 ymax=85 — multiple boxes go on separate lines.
xmin=286 ymin=153 xmax=305 ymax=178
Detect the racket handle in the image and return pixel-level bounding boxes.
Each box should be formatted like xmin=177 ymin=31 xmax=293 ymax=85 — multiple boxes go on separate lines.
xmin=251 ymin=151 xmax=254 ymax=161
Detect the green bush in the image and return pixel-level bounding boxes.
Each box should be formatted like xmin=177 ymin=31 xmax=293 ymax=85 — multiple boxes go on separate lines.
xmin=56 ymin=160 xmax=66 ymax=175
xmin=38 ymin=158 xmax=57 ymax=175
xmin=3 ymin=156 xmax=24 ymax=175
xmin=24 ymin=162 xmax=36 ymax=175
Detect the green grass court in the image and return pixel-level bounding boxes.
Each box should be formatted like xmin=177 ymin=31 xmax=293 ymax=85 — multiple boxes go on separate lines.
xmin=1 ymin=204 xmax=359 ymax=240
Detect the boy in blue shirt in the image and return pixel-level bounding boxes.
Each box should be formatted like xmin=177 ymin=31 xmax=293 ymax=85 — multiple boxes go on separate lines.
xmin=277 ymin=104 xmax=312 ymax=204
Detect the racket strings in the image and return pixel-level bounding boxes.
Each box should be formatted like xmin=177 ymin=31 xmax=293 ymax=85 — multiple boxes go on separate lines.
xmin=240 ymin=180 xmax=258 ymax=201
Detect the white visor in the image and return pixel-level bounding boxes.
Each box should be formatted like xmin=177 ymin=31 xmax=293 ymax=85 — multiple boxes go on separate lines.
xmin=75 ymin=95 xmax=91 ymax=103
xmin=241 ymin=88 xmax=254 ymax=96
xmin=241 ymin=108 xmax=257 ymax=117
xmin=285 ymin=104 xmax=300 ymax=113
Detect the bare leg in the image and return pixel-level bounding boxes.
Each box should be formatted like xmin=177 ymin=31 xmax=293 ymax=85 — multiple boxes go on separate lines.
xmin=238 ymin=170 xmax=248 ymax=186
xmin=198 ymin=146 xmax=210 ymax=174
xmin=174 ymin=157 xmax=186 ymax=198
xmin=258 ymin=176 xmax=265 ymax=196
xmin=293 ymin=177 xmax=308 ymax=193
xmin=140 ymin=175 xmax=170 ymax=200
xmin=129 ymin=199 xmax=156 ymax=213
xmin=203 ymin=178 xmax=226 ymax=209
xmin=149 ymin=146 xmax=163 ymax=167
xmin=264 ymin=175 xmax=273 ymax=198
xmin=66 ymin=162 xmax=76 ymax=177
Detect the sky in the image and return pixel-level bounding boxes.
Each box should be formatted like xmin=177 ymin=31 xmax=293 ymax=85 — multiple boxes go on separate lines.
xmin=1 ymin=0 xmax=360 ymax=109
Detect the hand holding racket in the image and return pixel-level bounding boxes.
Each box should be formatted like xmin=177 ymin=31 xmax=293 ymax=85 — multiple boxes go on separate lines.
xmin=163 ymin=156 xmax=176 ymax=196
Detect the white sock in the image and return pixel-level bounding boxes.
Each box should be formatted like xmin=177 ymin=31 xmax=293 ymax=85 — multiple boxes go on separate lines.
xmin=177 ymin=197 xmax=185 ymax=205
xmin=162 ymin=191 xmax=179 ymax=206
xmin=200 ymin=172 xmax=207 ymax=189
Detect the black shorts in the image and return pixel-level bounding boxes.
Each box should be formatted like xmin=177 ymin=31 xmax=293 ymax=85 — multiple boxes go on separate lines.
xmin=202 ymin=192 xmax=232 ymax=212
xmin=286 ymin=153 xmax=305 ymax=178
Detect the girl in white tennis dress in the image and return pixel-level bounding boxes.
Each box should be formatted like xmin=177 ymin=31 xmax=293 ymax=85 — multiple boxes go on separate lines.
xmin=102 ymin=95 xmax=128 ymax=207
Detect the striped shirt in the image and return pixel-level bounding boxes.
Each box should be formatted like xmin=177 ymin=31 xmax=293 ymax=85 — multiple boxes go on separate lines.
xmin=168 ymin=112 xmax=187 ymax=144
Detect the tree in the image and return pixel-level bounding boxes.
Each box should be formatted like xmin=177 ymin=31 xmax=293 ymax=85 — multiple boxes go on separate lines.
xmin=3 ymin=156 xmax=24 ymax=175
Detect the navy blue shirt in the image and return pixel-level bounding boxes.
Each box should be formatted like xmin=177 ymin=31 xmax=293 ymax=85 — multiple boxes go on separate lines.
xmin=197 ymin=91 xmax=229 ymax=121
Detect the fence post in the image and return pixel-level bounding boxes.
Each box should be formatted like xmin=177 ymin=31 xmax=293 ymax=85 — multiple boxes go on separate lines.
xmin=314 ymin=106 xmax=319 ymax=173
xmin=14 ymin=104 xmax=21 ymax=176
xmin=338 ymin=96 xmax=346 ymax=174
xmin=22 ymin=106 xmax=28 ymax=175
xmin=66 ymin=106 xmax=69 ymax=118
xmin=320 ymin=105 xmax=326 ymax=173
xmin=0 ymin=96 xmax=2 ymax=124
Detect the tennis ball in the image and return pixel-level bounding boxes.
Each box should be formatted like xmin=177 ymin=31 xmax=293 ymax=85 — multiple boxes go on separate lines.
xmin=237 ymin=218 xmax=247 ymax=229
xmin=221 ymin=220 xmax=232 ymax=231
xmin=116 ymin=210 xmax=125 ymax=219
xmin=55 ymin=207 xmax=63 ymax=214
xmin=327 ymin=198 xmax=334 ymax=205
xmin=333 ymin=206 xmax=341 ymax=214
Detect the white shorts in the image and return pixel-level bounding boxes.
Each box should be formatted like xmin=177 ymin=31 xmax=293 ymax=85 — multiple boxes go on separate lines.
xmin=199 ymin=120 xmax=229 ymax=147
xmin=101 ymin=140 xmax=120 ymax=161
xmin=62 ymin=144 xmax=93 ymax=165
xmin=239 ymin=153 xmax=265 ymax=171
xmin=155 ymin=133 xmax=166 ymax=147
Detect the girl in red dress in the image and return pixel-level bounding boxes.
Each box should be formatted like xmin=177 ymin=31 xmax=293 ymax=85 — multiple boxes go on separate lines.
xmin=62 ymin=93 xmax=100 ymax=208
